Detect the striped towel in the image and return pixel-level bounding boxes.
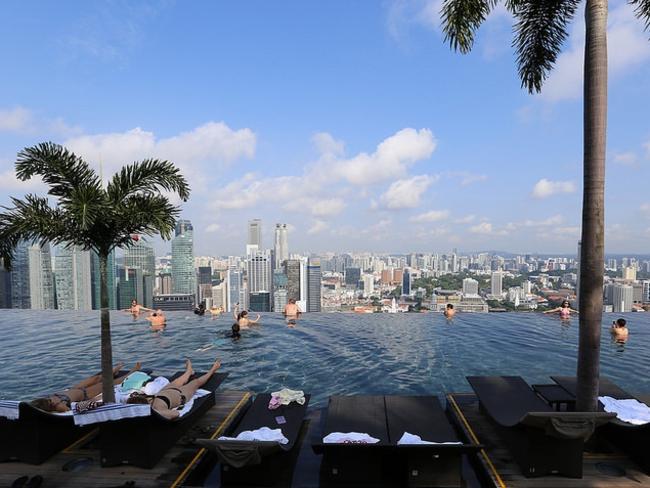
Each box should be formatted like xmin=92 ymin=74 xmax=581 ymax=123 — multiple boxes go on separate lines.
xmin=0 ymin=400 xmax=21 ymax=420
xmin=71 ymin=402 xmax=151 ymax=426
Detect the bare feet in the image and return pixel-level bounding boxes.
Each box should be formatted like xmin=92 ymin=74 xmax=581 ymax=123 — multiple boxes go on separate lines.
xmin=112 ymin=362 xmax=125 ymax=377
xmin=210 ymin=359 xmax=222 ymax=374
xmin=185 ymin=359 xmax=194 ymax=376
xmin=134 ymin=361 xmax=142 ymax=371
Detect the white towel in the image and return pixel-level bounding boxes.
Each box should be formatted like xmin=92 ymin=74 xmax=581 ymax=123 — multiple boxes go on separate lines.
xmin=114 ymin=376 xmax=171 ymax=403
xmin=0 ymin=400 xmax=21 ymax=420
xmin=322 ymin=432 xmax=380 ymax=444
xmin=218 ymin=426 xmax=289 ymax=444
xmin=176 ymin=389 xmax=210 ymax=418
xmin=397 ymin=432 xmax=463 ymax=445
xmin=70 ymin=403 xmax=151 ymax=426
xmin=599 ymin=396 xmax=650 ymax=425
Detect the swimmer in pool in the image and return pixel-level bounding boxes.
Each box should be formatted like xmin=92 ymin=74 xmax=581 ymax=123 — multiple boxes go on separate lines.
xmin=124 ymin=299 xmax=151 ymax=316
xmin=544 ymin=300 xmax=578 ymax=318
xmin=611 ymin=318 xmax=629 ymax=343
xmin=233 ymin=304 xmax=260 ymax=329
xmin=146 ymin=310 xmax=166 ymax=330
xmin=443 ymin=303 xmax=456 ymax=318
xmin=283 ymin=298 xmax=301 ymax=327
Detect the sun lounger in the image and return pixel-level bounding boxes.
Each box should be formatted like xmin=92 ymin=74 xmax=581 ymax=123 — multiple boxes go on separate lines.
xmin=385 ymin=395 xmax=481 ymax=487
xmin=314 ymin=395 xmax=389 ymax=487
xmin=467 ymin=376 xmax=614 ymax=478
xmin=552 ymin=375 xmax=650 ymax=473
xmin=0 ymin=369 xmax=145 ymax=465
xmin=196 ymin=392 xmax=311 ymax=487
xmin=98 ymin=372 xmax=228 ymax=468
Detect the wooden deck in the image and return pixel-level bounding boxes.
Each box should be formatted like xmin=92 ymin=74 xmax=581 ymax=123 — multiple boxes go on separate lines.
xmin=0 ymin=390 xmax=252 ymax=488
xmin=447 ymin=393 xmax=650 ymax=488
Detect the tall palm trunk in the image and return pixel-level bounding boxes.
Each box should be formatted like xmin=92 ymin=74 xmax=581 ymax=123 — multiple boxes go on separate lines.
xmin=576 ymin=0 xmax=608 ymax=412
xmin=99 ymin=252 xmax=116 ymax=403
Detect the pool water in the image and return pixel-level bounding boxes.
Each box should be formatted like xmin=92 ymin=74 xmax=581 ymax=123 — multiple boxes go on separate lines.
xmin=1 ymin=310 xmax=648 ymax=407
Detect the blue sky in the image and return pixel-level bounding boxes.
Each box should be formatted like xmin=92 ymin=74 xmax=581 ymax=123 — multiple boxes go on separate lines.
xmin=1 ymin=0 xmax=649 ymax=256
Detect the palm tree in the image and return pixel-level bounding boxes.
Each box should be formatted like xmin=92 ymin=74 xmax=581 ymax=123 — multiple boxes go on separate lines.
xmin=441 ymin=0 xmax=650 ymax=411
xmin=0 ymin=142 xmax=190 ymax=402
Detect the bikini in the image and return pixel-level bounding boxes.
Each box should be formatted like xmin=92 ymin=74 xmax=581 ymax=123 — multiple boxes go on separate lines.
xmin=153 ymin=387 xmax=187 ymax=410
xmin=52 ymin=387 xmax=89 ymax=408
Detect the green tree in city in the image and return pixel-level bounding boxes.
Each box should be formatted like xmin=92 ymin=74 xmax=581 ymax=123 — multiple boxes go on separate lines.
xmin=441 ymin=0 xmax=650 ymax=410
xmin=0 ymin=143 xmax=190 ymax=402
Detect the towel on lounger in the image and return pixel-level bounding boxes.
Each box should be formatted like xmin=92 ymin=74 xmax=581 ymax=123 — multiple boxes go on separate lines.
xmin=600 ymin=396 xmax=650 ymax=425
xmin=322 ymin=432 xmax=380 ymax=444
xmin=218 ymin=426 xmax=289 ymax=444
xmin=397 ymin=432 xmax=463 ymax=445
xmin=0 ymin=400 xmax=21 ymax=420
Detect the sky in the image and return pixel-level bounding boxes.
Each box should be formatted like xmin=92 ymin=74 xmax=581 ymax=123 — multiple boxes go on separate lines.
xmin=0 ymin=0 xmax=649 ymax=256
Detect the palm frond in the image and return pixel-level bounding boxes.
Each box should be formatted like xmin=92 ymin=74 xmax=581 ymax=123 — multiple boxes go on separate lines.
xmin=630 ymin=0 xmax=650 ymax=31
xmin=106 ymin=159 xmax=190 ymax=203
xmin=16 ymin=142 xmax=102 ymax=199
xmin=511 ymin=0 xmax=580 ymax=93
xmin=112 ymin=193 xmax=182 ymax=246
xmin=441 ymin=0 xmax=499 ymax=53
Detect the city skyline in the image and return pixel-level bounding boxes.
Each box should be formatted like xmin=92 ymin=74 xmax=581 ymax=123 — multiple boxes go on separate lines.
xmin=0 ymin=2 xmax=649 ymax=255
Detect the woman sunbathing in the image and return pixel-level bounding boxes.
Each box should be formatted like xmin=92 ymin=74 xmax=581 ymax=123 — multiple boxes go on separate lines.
xmin=30 ymin=362 xmax=142 ymax=412
xmin=127 ymin=358 xmax=222 ymax=420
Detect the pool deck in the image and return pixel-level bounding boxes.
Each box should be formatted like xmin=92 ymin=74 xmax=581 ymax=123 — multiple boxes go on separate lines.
xmin=447 ymin=392 xmax=650 ymax=488
xmin=0 ymin=390 xmax=252 ymax=488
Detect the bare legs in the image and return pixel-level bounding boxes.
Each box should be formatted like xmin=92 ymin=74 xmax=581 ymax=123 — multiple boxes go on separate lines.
xmin=168 ymin=359 xmax=194 ymax=388
xmin=176 ymin=359 xmax=221 ymax=399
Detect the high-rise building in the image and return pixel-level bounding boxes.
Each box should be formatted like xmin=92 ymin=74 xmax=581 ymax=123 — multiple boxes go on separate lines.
xmin=345 ymin=267 xmax=361 ymax=287
xmin=250 ymin=291 xmax=271 ymax=312
xmin=158 ymin=273 xmax=173 ymax=295
xmin=402 ymin=268 xmax=412 ymax=296
xmin=55 ymin=245 xmax=92 ymax=310
xmin=612 ymin=283 xmax=633 ymax=313
xmin=124 ymin=240 xmax=156 ymax=277
xmin=197 ymin=266 xmax=213 ymax=304
xmin=172 ymin=219 xmax=195 ymax=296
xmin=274 ymin=223 xmax=289 ymax=269
xmin=380 ymin=269 xmax=393 ymax=284
xmin=0 ymin=260 xmax=11 ymax=308
xmin=91 ymin=250 xmax=117 ymax=309
xmin=247 ymin=249 xmax=272 ymax=294
xmin=285 ymin=259 xmax=301 ymax=302
xmin=362 ymin=274 xmax=374 ymax=297
xmin=642 ymin=280 xmax=650 ymax=303
xmin=226 ymin=266 xmax=242 ymax=312
xmin=491 ymin=271 xmax=503 ymax=296
xmin=248 ymin=219 xmax=262 ymax=247
xmin=11 ymin=241 xmax=56 ymax=309
xmin=212 ymin=282 xmax=227 ymax=309
xmin=393 ymin=269 xmax=403 ymax=286
xmin=117 ymin=266 xmax=144 ymax=309
xmin=307 ymin=258 xmax=321 ymax=312
xmin=623 ymin=266 xmax=637 ymax=281
xmin=10 ymin=241 xmax=31 ymax=309
xmin=462 ymin=277 xmax=479 ymax=296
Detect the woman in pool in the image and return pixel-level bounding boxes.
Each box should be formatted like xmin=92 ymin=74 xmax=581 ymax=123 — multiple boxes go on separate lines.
xmin=30 ymin=362 xmax=142 ymax=412
xmin=544 ymin=300 xmax=578 ymax=318
xmin=233 ymin=304 xmax=261 ymax=329
xmin=127 ymin=358 xmax=222 ymax=420
xmin=124 ymin=299 xmax=151 ymax=316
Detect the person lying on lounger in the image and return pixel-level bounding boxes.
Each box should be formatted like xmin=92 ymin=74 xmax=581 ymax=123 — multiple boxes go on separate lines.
xmin=127 ymin=358 xmax=222 ymax=420
xmin=30 ymin=362 xmax=142 ymax=412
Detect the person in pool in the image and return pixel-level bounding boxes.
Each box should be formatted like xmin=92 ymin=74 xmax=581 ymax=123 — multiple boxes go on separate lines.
xmin=146 ymin=310 xmax=166 ymax=330
xmin=233 ymin=304 xmax=260 ymax=329
xmin=611 ymin=318 xmax=629 ymax=342
xmin=210 ymin=305 xmax=223 ymax=317
xmin=230 ymin=323 xmax=241 ymax=340
xmin=544 ymin=300 xmax=578 ymax=318
xmin=283 ymin=298 xmax=301 ymax=326
xmin=30 ymin=362 xmax=142 ymax=412
xmin=124 ymin=299 xmax=150 ymax=316
xmin=127 ymin=358 xmax=222 ymax=420
xmin=443 ymin=303 xmax=456 ymax=318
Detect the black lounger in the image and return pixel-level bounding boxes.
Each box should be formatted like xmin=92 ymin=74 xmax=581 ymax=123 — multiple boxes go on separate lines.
xmin=99 ymin=372 xmax=228 ymax=468
xmin=552 ymin=375 xmax=650 ymax=473
xmin=467 ymin=376 xmax=614 ymax=478
xmin=0 ymin=369 xmax=145 ymax=465
xmin=385 ymin=395 xmax=481 ymax=488
xmin=196 ymin=392 xmax=310 ymax=487
xmin=314 ymin=395 xmax=390 ymax=487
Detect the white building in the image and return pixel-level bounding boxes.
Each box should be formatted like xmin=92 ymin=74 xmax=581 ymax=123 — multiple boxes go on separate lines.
xmin=491 ymin=271 xmax=503 ymax=296
xmin=362 ymin=274 xmax=375 ymax=297
xmin=612 ymin=283 xmax=633 ymax=313
xmin=55 ymin=245 xmax=92 ymax=310
xmin=274 ymin=223 xmax=289 ymax=269
xmin=462 ymin=277 xmax=479 ymax=295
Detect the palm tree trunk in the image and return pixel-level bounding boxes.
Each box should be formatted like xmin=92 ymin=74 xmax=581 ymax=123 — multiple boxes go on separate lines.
xmin=576 ymin=0 xmax=608 ymax=412
xmin=99 ymin=252 xmax=116 ymax=403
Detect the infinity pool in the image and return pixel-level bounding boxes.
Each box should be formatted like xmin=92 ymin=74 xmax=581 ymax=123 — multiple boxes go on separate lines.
xmin=1 ymin=310 xmax=648 ymax=406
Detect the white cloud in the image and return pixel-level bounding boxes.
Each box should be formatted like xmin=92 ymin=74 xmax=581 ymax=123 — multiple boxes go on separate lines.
xmin=410 ymin=209 xmax=450 ymax=222
xmin=456 ymin=214 xmax=476 ymax=224
xmin=379 ymin=174 xmax=436 ymax=209
xmin=312 ymin=132 xmax=344 ymax=157
xmin=65 ymin=122 xmax=256 ymax=179
xmin=307 ymin=220 xmax=329 ymax=235
xmin=330 ymin=128 xmax=436 ymax=185
xmin=211 ymin=173 xmax=263 ymax=210
xmin=641 ymin=203 xmax=650 ymax=216
xmin=468 ymin=221 xmax=509 ymax=235
xmin=523 ymin=215 xmax=564 ymax=227
xmin=613 ymin=151 xmax=638 ymax=166
xmin=532 ymin=179 xmax=576 ymax=198
xmin=0 ymin=169 xmax=44 ymax=192
xmin=284 ymin=197 xmax=347 ymax=217
xmin=0 ymin=107 xmax=33 ymax=133
xmin=205 ymin=223 xmax=221 ymax=233
xmin=543 ymin=3 xmax=650 ymax=101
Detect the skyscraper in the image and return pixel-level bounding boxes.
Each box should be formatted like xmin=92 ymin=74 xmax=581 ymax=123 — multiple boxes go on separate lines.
xmin=462 ymin=277 xmax=479 ymax=295
xmin=124 ymin=240 xmax=156 ymax=276
xmin=345 ymin=267 xmax=361 ymax=287
xmin=612 ymin=283 xmax=633 ymax=313
xmin=402 ymin=268 xmax=412 ymax=296
xmin=248 ymin=219 xmax=262 ymax=247
xmin=362 ymin=274 xmax=374 ymax=297
xmin=226 ymin=266 xmax=242 ymax=312
xmin=247 ymin=249 xmax=272 ymax=310
xmin=172 ymin=219 xmax=195 ymax=296
xmin=0 ymin=260 xmax=11 ymax=308
xmin=117 ymin=266 xmax=144 ymax=309
xmin=91 ymin=250 xmax=117 ymax=309
xmin=11 ymin=241 xmax=55 ymax=309
xmin=55 ymin=245 xmax=92 ymax=310
xmin=307 ymin=258 xmax=321 ymax=312
xmin=197 ymin=266 xmax=213 ymax=303
xmin=491 ymin=271 xmax=503 ymax=296
xmin=285 ymin=259 xmax=301 ymax=302
xmin=274 ymin=223 xmax=289 ymax=269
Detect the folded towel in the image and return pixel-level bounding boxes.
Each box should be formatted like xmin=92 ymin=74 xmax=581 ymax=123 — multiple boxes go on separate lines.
xmin=600 ymin=396 xmax=650 ymax=425
xmin=397 ymin=432 xmax=463 ymax=445
xmin=269 ymin=388 xmax=305 ymax=409
xmin=176 ymin=389 xmax=210 ymax=418
xmin=114 ymin=376 xmax=170 ymax=403
xmin=218 ymin=426 xmax=289 ymax=444
xmin=70 ymin=402 xmax=151 ymax=426
xmin=0 ymin=400 xmax=21 ymax=420
xmin=322 ymin=432 xmax=380 ymax=444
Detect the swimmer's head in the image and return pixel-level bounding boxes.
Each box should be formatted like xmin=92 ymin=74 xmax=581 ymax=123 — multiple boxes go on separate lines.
xmin=562 ymin=301 xmax=570 ymax=307
xmin=446 ymin=303 xmax=454 ymax=310
xmin=131 ymin=299 xmax=137 ymax=306
xmin=614 ymin=318 xmax=627 ymax=328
